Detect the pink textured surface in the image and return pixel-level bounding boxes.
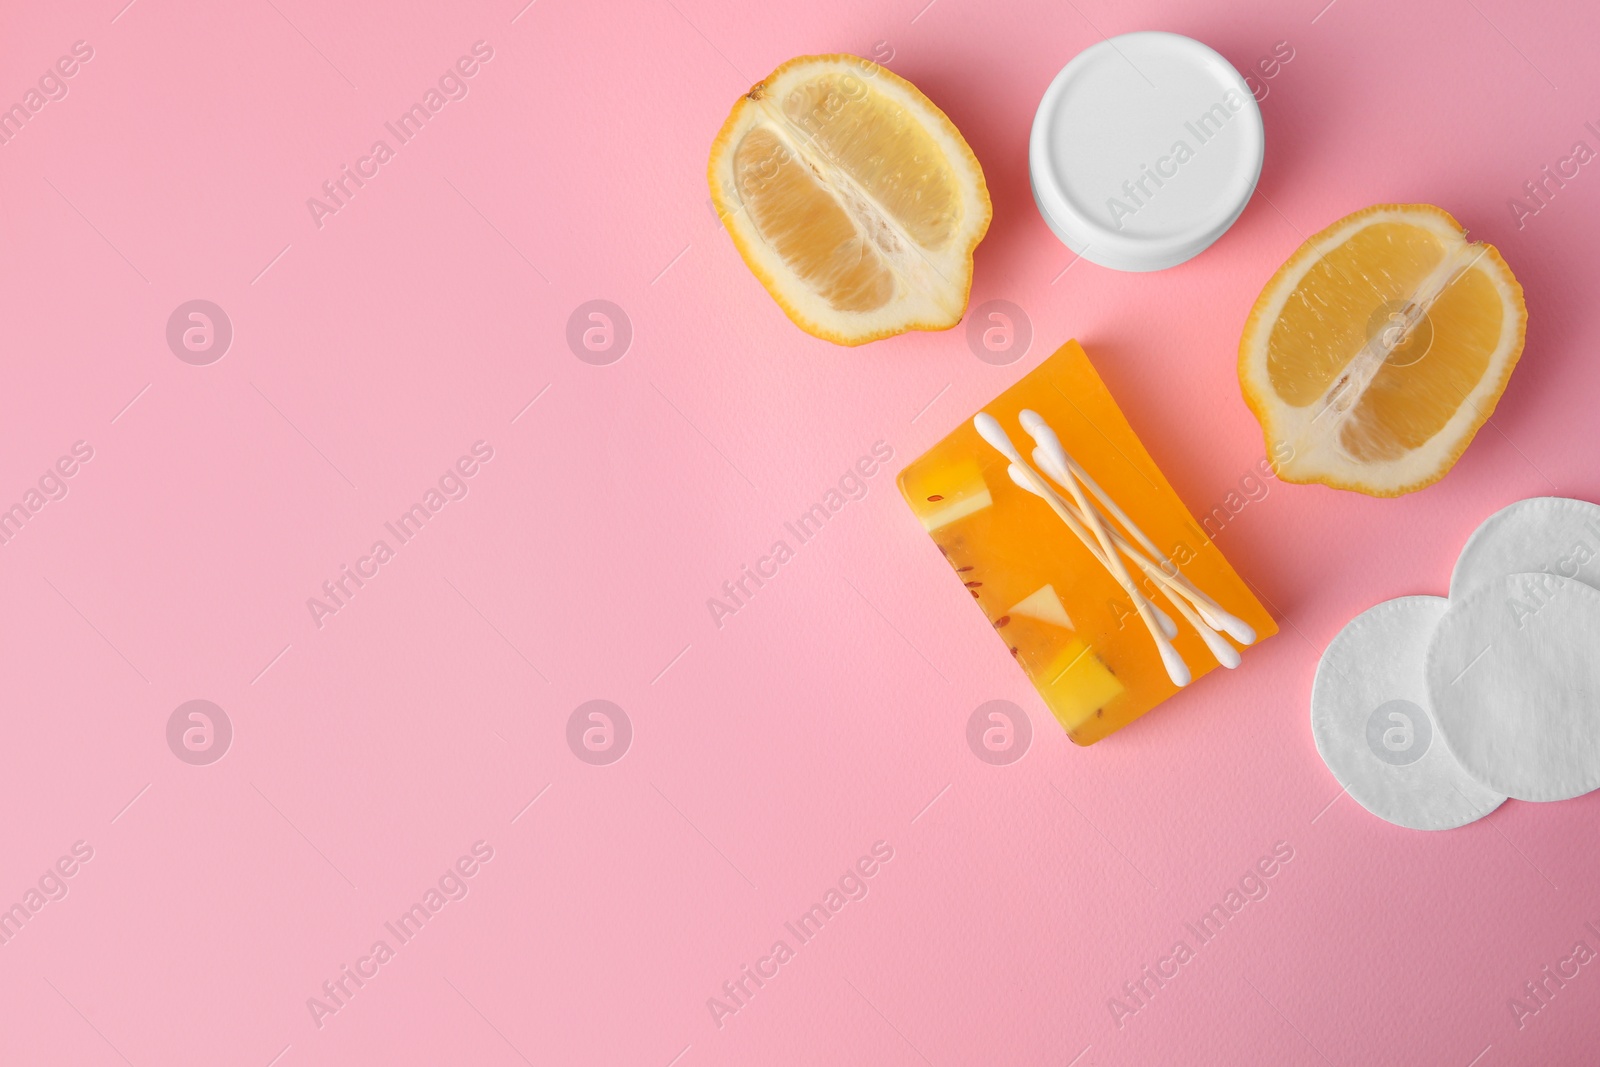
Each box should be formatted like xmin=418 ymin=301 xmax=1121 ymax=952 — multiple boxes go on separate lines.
xmin=3 ymin=0 xmax=1598 ymax=1064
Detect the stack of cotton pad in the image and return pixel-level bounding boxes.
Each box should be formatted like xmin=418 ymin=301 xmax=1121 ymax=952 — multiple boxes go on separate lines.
xmin=1312 ymin=497 xmax=1600 ymax=830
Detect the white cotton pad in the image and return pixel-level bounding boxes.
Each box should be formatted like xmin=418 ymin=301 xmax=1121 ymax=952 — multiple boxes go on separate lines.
xmin=1311 ymin=595 xmax=1505 ymax=830
xmin=1427 ymin=572 xmax=1600 ymax=802
xmin=1450 ymin=497 xmax=1600 ymax=599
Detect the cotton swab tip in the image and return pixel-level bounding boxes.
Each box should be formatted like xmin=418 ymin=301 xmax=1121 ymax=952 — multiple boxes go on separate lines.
xmin=1018 ymin=408 xmax=1051 ymax=439
xmin=1030 ymin=445 xmax=1070 ymax=484
xmin=1020 ymin=411 xmax=1071 ymax=472
xmin=1210 ymin=610 xmax=1257 ymax=646
xmin=1197 ymin=624 xmax=1244 ymax=669
xmin=1157 ymin=640 xmax=1191 ymax=687
xmin=973 ymin=413 xmax=1022 ymax=462
xmin=1007 ymin=463 xmax=1043 ymax=496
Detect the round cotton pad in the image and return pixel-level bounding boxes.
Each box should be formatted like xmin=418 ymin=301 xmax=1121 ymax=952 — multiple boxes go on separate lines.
xmin=1311 ymin=595 xmax=1504 ymax=830
xmin=1427 ymin=572 xmax=1600 ymax=801
xmin=1451 ymin=497 xmax=1600 ymax=599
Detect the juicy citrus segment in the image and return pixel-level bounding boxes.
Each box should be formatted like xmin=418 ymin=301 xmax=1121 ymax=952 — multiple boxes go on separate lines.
xmin=733 ymin=127 xmax=894 ymax=314
xmin=1239 ymin=204 xmax=1526 ymax=496
xmin=1338 ymin=266 xmax=1505 ymax=462
xmin=1265 ymin=222 xmax=1447 ymax=406
xmin=709 ymin=55 xmax=991 ymax=346
xmin=778 ymin=74 xmax=962 ymax=248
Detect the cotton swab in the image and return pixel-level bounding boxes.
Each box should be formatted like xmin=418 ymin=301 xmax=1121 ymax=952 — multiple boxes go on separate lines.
xmin=1019 ymin=409 xmax=1256 ymax=646
xmin=1056 ymin=446 xmax=1256 ymax=645
xmin=1027 ymin=445 xmax=1249 ymax=646
xmin=1011 ymin=414 xmax=1172 ymax=669
xmin=1008 ymin=464 xmax=1241 ymax=670
xmin=1003 ymin=465 xmax=1179 ymax=639
xmin=975 ymin=413 xmax=1191 ymax=688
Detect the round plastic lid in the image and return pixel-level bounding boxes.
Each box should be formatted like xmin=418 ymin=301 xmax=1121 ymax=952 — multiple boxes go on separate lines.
xmin=1029 ymin=32 xmax=1264 ymax=272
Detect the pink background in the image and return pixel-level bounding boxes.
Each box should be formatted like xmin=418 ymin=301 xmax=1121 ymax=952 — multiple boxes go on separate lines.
xmin=2 ymin=0 xmax=1598 ymax=1063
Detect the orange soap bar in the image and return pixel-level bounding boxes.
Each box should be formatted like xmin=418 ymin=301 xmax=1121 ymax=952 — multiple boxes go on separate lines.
xmin=898 ymin=340 xmax=1277 ymax=745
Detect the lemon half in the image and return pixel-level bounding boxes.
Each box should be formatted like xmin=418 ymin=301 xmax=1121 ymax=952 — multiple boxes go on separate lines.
xmin=1239 ymin=204 xmax=1526 ymax=496
xmin=708 ymin=55 xmax=991 ymax=346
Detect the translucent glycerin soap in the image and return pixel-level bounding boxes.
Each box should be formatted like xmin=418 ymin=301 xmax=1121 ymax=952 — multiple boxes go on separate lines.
xmin=898 ymin=340 xmax=1277 ymax=744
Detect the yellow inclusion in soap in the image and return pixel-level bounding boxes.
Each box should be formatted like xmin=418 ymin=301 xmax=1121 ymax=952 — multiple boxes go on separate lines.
xmin=897 ymin=339 xmax=1278 ymax=745
xmin=903 ymin=460 xmax=993 ymax=532
xmin=1041 ymin=638 xmax=1126 ymax=731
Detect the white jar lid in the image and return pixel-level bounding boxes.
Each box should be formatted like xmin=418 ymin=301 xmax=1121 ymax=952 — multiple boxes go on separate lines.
xmin=1029 ymin=32 xmax=1264 ymax=272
